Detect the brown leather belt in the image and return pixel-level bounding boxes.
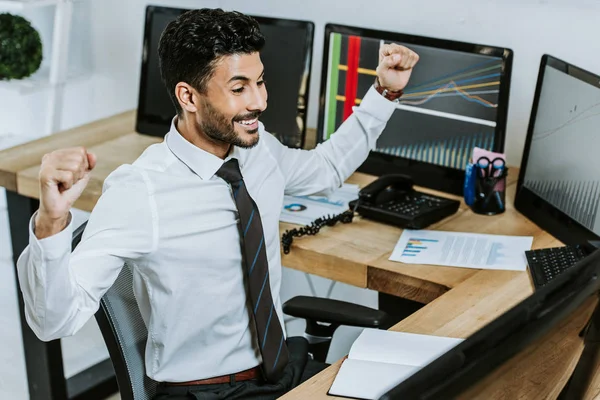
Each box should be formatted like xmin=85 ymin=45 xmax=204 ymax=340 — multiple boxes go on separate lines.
xmin=164 ymin=366 xmax=262 ymax=386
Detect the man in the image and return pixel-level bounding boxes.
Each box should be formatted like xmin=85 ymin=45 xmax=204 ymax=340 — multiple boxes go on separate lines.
xmin=17 ymin=8 xmax=419 ymax=400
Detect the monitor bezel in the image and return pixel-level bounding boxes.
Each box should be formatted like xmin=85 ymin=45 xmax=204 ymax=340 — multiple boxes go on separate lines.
xmin=136 ymin=5 xmax=315 ymax=148
xmin=316 ymin=23 xmax=513 ymax=195
xmin=380 ymin=246 xmax=600 ymax=399
xmin=136 ymin=5 xmax=179 ymax=137
xmin=515 ymin=54 xmax=600 ymax=246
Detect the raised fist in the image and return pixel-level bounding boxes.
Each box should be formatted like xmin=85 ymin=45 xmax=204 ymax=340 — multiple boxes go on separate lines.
xmin=35 ymin=147 xmax=96 ymax=238
xmin=376 ymin=43 xmax=419 ymax=93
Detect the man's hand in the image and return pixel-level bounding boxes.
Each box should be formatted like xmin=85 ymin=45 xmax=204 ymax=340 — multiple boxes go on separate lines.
xmin=35 ymin=147 xmax=97 ymax=239
xmin=375 ymin=43 xmax=419 ymax=92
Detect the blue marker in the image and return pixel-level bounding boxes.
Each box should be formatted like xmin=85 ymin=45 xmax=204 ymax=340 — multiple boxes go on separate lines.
xmin=464 ymin=163 xmax=476 ymax=206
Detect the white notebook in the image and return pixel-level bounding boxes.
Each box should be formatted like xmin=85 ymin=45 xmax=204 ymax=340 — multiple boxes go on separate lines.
xmin=328 ymin=329 xmax=464 ymax=400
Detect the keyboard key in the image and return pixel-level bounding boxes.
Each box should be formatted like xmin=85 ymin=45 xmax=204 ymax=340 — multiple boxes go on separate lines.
xmin=526 ymin=246 xmax=589 ymax=288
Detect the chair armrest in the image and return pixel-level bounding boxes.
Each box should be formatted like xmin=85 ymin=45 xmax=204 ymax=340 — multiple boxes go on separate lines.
xmin=283 ymin=296 xmax=390 ymax=329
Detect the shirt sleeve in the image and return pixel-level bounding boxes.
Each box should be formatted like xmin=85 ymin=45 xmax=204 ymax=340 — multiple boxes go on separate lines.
xmin=262 ymin=86 xmax=397 ymax=197
xmin=16 ymin=165 xmax=157 ymax=341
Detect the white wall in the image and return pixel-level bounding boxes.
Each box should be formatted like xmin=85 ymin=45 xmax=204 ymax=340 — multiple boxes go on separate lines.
xmin=60 ymin=0 xmax=600 ymax=166
xmin=1 ymin=0 xmax=600 ymax=156
xmin=4 ymin=0 xmax=600 ymax=163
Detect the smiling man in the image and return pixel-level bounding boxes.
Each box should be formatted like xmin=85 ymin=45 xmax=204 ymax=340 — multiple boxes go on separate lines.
xmin=17 ymin=8 xmax=419 ymax=400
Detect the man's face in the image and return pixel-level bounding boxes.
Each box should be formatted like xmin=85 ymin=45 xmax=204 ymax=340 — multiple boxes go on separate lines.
xmin=196 ymin=52 xmax=267 ymax=149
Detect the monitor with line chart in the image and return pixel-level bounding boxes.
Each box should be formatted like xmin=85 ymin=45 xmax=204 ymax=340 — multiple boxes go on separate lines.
xmin=317 ymin=24 xmax=513 ymax=195
xmin=516 ymin=55 xmax=600 ymax=245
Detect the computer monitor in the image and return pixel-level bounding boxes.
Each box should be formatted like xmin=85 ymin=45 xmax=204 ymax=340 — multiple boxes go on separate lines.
xmin=136 ymin=6 xmax=314 ymax=148
xmin=515 ymin=55 xmax=600 ymax=246
xmin=317 ymin=24 xmax=513 ymax=195
xmin=380 ymin=246 xmax=600 ymax=399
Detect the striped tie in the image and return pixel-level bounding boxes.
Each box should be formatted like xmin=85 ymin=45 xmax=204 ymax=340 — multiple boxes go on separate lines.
xmin=216 ymin=158 xmax=289 ymax=383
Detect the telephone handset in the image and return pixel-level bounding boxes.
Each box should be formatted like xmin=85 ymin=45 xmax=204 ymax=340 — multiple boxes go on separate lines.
xmin=358 ymin=174 xmax=415 ymax=206
xmin=350 ymin=174 xmax=460 ymax=229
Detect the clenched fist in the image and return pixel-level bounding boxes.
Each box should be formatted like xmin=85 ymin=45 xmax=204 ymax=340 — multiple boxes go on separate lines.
xmin=34 ymin=147 xmax=97 ymax=239
xmin=376 ymin=43 xmax=419 ymax=93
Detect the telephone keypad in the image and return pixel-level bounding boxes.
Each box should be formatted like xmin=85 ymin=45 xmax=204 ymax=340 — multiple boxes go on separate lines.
xmin=350 ymin=191 xmax=460 ymax=230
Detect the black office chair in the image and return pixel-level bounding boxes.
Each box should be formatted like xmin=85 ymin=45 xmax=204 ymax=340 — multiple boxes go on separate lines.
xmin=71 ymin=222 xmax=392 ymax=400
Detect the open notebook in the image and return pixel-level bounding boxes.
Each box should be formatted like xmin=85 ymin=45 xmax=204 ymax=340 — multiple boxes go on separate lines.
xmin=328 ymin=329 xmax=464 ymax=399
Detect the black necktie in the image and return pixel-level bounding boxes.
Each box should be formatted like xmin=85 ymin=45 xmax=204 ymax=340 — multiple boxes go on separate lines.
xmin=216 ymin=158 xmax=289 ymax=383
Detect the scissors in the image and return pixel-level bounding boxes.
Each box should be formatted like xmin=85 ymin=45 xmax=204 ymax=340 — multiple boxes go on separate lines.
xmin=476 ymin=156 xmax=505 ymax=179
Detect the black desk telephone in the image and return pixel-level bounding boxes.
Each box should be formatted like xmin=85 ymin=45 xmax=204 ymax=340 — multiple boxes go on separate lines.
xmin=281 ymin=174 xmax=460 ymax=254
xmin=349 ymin=174 xmax=460 ymax=229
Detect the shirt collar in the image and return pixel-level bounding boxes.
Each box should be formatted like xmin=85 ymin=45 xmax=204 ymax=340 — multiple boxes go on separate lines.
xmin=165 ymin=118 xmax=246 ymax=180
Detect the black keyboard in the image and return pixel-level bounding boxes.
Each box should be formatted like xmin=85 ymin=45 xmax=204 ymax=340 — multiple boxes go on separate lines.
xmin=349 ymin=191 xmax=460 ymax=230
xmin=525 ymin=245 xmax=590 ymax=288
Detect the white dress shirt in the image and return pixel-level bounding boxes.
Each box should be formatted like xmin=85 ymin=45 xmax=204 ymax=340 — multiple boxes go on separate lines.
xmin=17 ymin=87 xmax=396 ymax=382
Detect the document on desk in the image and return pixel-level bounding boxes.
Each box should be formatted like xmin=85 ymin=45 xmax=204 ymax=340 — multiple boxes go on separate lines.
xmin=279 ymin=184 xmax=359 ymax=225
xmin=389 ymin=229 xmax=533 ymax=271
xmin=328 ymin=329 xmax=463 ymax=399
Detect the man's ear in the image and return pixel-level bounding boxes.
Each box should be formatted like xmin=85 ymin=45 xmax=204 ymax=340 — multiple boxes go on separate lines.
xmin=175 ymin=82 xmax=198 ymax=113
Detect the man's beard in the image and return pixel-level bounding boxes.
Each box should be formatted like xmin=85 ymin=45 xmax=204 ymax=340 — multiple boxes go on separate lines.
xmin=199 ymin=99 xmax=261 ymax=149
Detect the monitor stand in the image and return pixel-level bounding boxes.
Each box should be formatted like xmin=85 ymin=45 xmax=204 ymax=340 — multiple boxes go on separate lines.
xmin=558 ymin=294 xmax=600 ymax=399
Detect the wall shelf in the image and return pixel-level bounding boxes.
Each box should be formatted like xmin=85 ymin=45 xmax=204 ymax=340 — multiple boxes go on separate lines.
xmin=0 ymin=0 xmax=59 ymax=11
xmin=0 ymin=0 xmax=82 ymax=136
xmin=0 ymin=66 xmax=91 ymax=95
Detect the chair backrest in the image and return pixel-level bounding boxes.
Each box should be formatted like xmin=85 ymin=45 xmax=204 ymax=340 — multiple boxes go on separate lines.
xmin=72 ymin=222 xmax=158 ymax=400
xmin=95 ymin=264 xmax=158 ymax=400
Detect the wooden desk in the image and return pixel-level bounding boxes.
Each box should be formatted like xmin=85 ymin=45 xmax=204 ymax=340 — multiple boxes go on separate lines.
xmin=0 ymin=111 xmax=592 ymax=400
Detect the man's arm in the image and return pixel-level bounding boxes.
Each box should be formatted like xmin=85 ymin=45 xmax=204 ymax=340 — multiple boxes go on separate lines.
xmin=17 ymin=152 xmax=155 ymax=341
xmin=263 ymin=87 xmax=396 ymax=196
xmin=265 ymin=44 xmax=419 ymax=196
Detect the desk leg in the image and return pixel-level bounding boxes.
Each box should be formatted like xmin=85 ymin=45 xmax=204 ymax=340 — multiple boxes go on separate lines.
xmin=7 ymin=191 xmax=117 ymax=400
xmin=6 ymin=191 xmax=68 ymax=400
xmin=378 ymin=292 xmax=424 ymax=328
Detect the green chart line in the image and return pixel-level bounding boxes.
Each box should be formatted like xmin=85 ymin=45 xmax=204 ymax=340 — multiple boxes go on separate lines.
xmin=327 ymin=33 xmax=342 ymax=139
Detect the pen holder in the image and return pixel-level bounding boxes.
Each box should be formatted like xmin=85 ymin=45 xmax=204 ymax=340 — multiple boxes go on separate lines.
xmin=472 ymin=166 xmax=507 ymax=215
xmin=465 ymin=164 xmax=508 ymax=215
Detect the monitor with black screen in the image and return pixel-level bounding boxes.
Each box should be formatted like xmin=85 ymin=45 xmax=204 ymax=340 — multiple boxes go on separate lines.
xmin=317 ymin=24 xmax=513 ymax=195
xmin=515 ymin=55 xmax=600 ymax=246
xmin=136 ymin=6 xmax=314 ymax=148
xmin=379 ymin=246 xmax=600 ymax=399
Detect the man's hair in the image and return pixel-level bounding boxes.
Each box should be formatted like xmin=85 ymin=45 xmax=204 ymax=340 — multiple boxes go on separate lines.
xmin=158 ymin=8 xmax=265 ymax=114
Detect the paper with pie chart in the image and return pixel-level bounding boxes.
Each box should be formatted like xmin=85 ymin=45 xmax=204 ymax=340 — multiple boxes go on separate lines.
xmin=279 ymin=184 xmax=359 ymax=225
xmin=390 ymin=230 xmax=533 ymax=271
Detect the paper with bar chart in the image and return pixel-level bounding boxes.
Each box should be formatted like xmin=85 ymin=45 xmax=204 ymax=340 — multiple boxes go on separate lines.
xmin=390 ymin=230 xmax=533 ymax=271
xmin=324 ymin=33 xmax=505 ymax=170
